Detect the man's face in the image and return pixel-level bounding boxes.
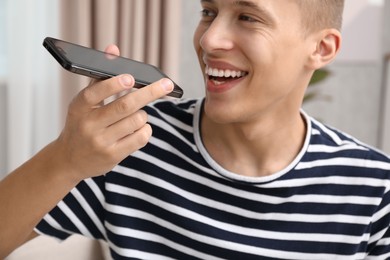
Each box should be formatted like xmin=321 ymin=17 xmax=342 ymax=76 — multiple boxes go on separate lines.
xmin=193 ymin=0 xmax=315 ymax=124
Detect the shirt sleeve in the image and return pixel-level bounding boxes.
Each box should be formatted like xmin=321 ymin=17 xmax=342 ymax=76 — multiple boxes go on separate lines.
xmin=366 ymin=186 xmax=390 ymax=258
xmin=34 ymin=176 xmax=107 ymax=241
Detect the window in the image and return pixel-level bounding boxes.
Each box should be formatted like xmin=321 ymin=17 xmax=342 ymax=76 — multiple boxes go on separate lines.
xmin=0 ymin=0 xmax=6 ymax=76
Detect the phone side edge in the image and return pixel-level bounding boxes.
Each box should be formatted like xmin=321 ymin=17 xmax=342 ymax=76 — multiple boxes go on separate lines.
xmin=43 ymin=37 xmax=74 ymax=71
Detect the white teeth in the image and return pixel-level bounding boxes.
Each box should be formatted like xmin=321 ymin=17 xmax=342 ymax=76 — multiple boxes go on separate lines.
xmin=207 ymin=67 xmax=213 ymax=76
xmin=212 ymin=79 xmax=224 ymax=86
xmin=205 ymin=66 xmax=247 ymax=78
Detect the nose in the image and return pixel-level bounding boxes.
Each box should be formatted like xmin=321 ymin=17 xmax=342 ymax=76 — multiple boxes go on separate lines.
xmin=199 ymin=18 xmax=234 ymax=53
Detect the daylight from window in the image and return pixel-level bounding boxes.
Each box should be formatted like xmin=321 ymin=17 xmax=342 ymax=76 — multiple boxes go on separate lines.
xmin=0 ymin=0 xmax=6 ymax=76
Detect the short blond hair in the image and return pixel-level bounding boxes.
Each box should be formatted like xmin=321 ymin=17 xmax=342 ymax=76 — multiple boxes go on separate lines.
xmin=297 ymin=0 xmax=345 ymax=33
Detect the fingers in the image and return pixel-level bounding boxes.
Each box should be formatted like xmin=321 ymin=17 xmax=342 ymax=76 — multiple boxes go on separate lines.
xmin=103 ymin=110 xmax=148 ymax=145
xmin=92 ymin=78 xmax=173 ymax=128
xmin=74 ymin=75 xmax=135 ymax=112
xmin=115 ymin=123 xmax=153 ymax=156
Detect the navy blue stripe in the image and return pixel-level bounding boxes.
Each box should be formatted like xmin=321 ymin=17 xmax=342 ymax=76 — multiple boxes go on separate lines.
xmin=62 ymin=185 xmax=105 ymax=239
xmin=36 ymin=219 xmax=70 ymax=240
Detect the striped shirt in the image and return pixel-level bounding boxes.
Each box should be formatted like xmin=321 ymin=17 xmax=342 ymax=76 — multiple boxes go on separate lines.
xmin=36 ymin=98 xmax=390 ymax=259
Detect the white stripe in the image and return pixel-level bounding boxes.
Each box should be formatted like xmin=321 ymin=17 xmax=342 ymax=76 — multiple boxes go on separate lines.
xmin=148 ymin=116 xmax=198 ymax=152
xmin=146 ymin=137 xmax=213 ymax=176
xmin=105 ymin=202 xmax=365 ymax=260
xmin=108 ymin=240 xmax=176 ymax=260
xmin=105 ymin=183 xmax=369 ymax=244
xmin=40 ymin=214 xmax=73 ymax=236
xmin=372 ymin=201 xmax=390 ymax=223
xmin=150 ymin=105 xmax=194 ymax=133
xmin=283 ymin=194 xmax=380 ymax=206
xmin=308 ymin=144 xmax=368 ymax=153
xmin=374 ymin=236 xmax=390 ymax=247
xmin=365 ymin=252 xmax=390 ymax=260
xmin=312 ymin=118 xmax=352 ymax=146
xmin=368 ymin=226 xmax=388 ymax=249
xmin=44 ymin=214 xmax=63 ymax=230
xmin=70 ymin=188 xmax=107 ymax=239
xmin=296 ymin=157 xmax=390 ymax=171
xmin=105 ymin=221 xmax=225 ymax=260
xmin=312 ymin=128 xmax=321 ymax=135
xmin=57 ymin=200 xmax=93 ymax=238
xmin=263 ymin=175 xmax=390 ymax=190
xmin=84 ymin=178 xmax=105 ymax=206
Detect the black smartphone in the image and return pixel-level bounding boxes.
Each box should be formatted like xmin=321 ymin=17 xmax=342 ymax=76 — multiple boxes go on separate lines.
xmin=43 ymin=37 xmax=183 ymax=98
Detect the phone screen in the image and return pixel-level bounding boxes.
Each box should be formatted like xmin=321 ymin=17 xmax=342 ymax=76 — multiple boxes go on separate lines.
xmin=43 ymin=37 xmax=183 ymax=98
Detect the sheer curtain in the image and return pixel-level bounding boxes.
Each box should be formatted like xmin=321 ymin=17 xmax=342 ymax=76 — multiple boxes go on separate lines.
xmin=380 ymin=0 xmax=390 ymax=154
xmin=5 ymin=0 xmax=61 ymax=173
xmin=381 ymin=55 xmax=390 ymax=153
xmin=59 ymin=0 xmax=181 ymax=123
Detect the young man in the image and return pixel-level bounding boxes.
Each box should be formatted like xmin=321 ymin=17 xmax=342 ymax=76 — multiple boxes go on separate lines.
xmin=2 ymin=0 xmax=390 ymax=259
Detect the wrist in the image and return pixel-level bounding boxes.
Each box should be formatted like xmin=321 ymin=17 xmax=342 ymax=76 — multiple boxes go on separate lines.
xmin=38 ymin=139 xmax=84 ymax=187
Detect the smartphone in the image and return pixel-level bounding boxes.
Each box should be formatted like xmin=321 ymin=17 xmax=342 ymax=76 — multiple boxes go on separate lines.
xmin=43 ymin=37 xmax=183 ymax=98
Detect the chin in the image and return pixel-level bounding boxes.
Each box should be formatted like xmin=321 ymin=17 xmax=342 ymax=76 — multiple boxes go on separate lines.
xmin=203 ymin=99 xmax=240 ymax=125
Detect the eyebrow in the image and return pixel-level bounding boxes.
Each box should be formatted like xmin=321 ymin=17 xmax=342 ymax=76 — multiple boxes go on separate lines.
xmin=200 ymin=0 xmax=276 ymax=25
xmin=200 ymin=0 xmax=267 ymax=12
xmin=234 ymin=0 xmax=263 ymax=10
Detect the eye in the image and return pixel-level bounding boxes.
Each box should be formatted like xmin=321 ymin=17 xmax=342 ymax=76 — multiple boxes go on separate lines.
xmin=239 ymin=14 xmax=259 ymax=23
xmin=200 ymin=9 xmax=217 ymax=20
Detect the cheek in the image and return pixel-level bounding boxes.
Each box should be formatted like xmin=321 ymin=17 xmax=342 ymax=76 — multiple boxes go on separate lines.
xmin=193 ymin=25 xmax=210 ymax=82
xmin=248 ymin=40 xmax=299 ymax=81
xmin=193 ymin=24 xmax=205 ymax=53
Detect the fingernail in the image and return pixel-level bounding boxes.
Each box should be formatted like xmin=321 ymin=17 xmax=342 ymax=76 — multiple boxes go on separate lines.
xmin=120 ymin=75 xmax=134 ymax=88
xmin=160 ymin=78 xmax=173 ymax=92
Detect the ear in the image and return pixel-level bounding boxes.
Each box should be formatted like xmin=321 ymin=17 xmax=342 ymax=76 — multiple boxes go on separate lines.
xmin=308 ymin=29 xmax=342 ymax=70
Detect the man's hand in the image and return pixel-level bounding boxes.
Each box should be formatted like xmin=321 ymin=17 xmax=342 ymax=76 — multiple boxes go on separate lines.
xmin=55 ymin=44 xmax=174 ymax=180
xmin=0 ymin=44 xmax=174 ymax=258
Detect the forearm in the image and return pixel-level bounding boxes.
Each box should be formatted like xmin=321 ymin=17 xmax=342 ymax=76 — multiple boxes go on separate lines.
xmin=0 ymin=140 xmax=81 ymax=258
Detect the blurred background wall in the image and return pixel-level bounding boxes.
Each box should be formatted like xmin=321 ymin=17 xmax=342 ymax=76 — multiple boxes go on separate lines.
xmin=302 ymin=0 xmax=390 ymax=152
xmin=1 ymin=0 xmax=390 ymax=259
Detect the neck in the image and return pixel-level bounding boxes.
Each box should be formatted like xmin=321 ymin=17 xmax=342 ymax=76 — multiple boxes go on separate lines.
xmin=201 ymin=109 xmax=307 ymax=177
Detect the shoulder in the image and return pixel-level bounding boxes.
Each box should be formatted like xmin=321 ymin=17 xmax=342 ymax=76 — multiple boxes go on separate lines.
xmin=143 ymin=98 xmax=201 ymax=132
xmin=305 ymin=115 xmax=390 ymax=169
xmin=145 ymin=98 xmax=200 ymax=118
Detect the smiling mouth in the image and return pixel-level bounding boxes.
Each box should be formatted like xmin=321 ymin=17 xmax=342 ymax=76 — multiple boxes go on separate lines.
xmin=205 ymin=66 xmax=248 ymax=85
